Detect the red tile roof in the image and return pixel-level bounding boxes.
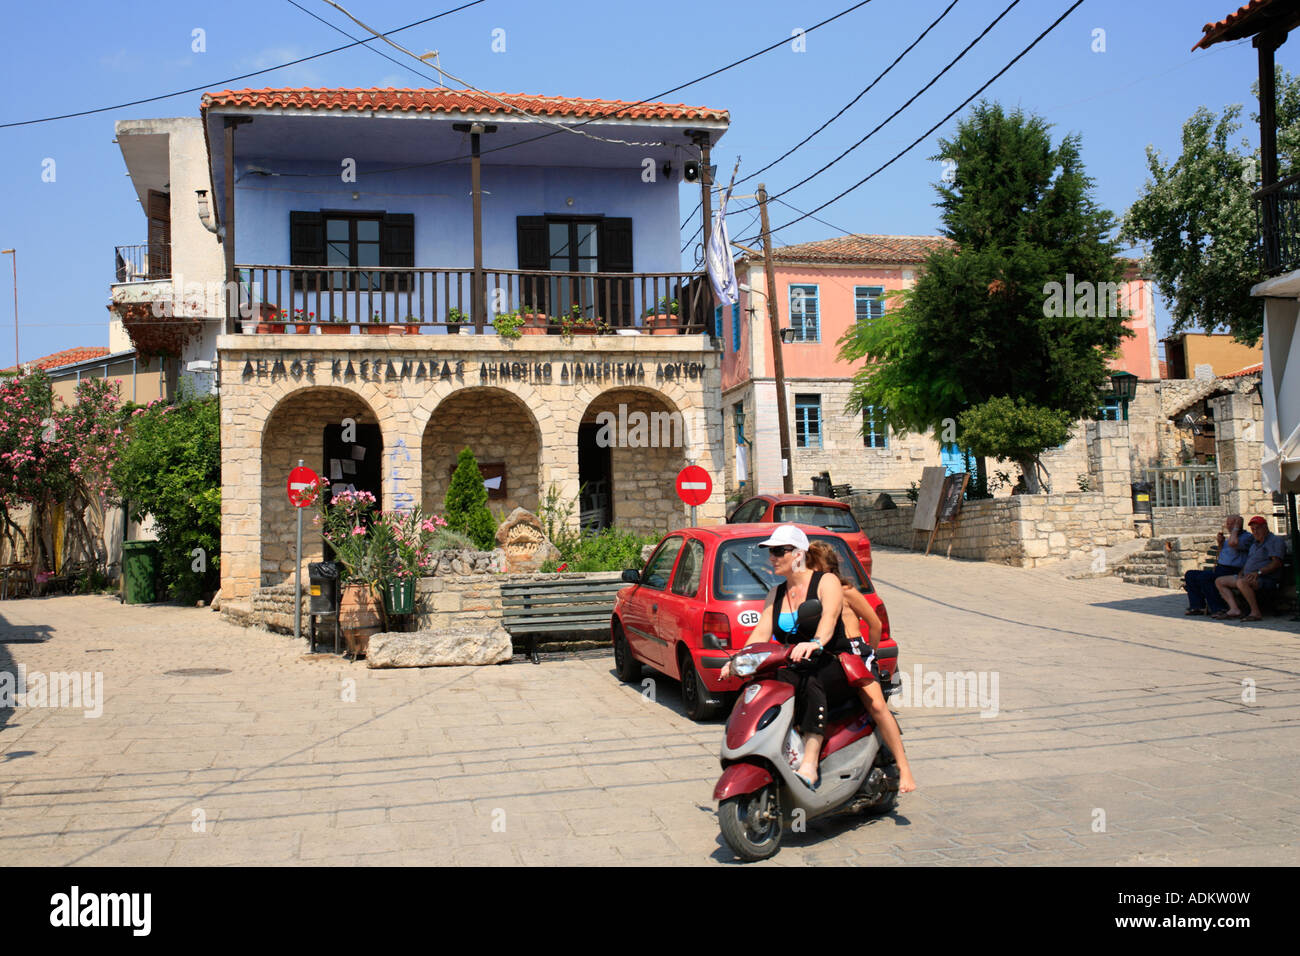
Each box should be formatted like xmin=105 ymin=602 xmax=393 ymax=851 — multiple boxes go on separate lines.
xmin=759 ymin=234 xmax=955 ymax=265
xmin=1194 ymin=0 xmax=1300 ymax=49
xmin=4 ymin=347 xmax=110 ymax=374
xmin=1222 ymin=362 xmax=1264 ymax=378
xmin=200 ymin=88 xmax=728 ymax=122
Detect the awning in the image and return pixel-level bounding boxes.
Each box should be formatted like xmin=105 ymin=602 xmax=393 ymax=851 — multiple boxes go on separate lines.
xmin=1258 ymin=293 xmax=1300 ymax=492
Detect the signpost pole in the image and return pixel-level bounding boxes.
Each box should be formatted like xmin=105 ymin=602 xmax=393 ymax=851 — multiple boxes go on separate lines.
xmin=295 ymin=459 xmax=304 ymax=644
xmin=689 ymin=458 xmax=698 ymax=527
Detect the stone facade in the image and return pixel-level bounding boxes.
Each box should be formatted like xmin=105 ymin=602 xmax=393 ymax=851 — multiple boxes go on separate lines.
xmin=1211 ymin=389 xmax=1274 ymax=521
xmin=218 ymin=334 xmax=724 ymax=601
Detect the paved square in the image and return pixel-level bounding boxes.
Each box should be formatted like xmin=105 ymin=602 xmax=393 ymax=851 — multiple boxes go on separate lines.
xmin=2 ymin=549 xmax=1298 ymax=866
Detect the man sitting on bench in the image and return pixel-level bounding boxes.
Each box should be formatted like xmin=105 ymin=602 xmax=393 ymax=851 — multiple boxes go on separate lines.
xmin=1183 ymin=514 xmax=1248 ymax=616
xmin=1214 ymin=516 xmax=1286 ymax=622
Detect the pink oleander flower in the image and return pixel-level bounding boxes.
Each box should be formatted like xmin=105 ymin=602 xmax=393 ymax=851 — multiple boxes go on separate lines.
xmin=351 ymin=526 xmax=365 ymax=536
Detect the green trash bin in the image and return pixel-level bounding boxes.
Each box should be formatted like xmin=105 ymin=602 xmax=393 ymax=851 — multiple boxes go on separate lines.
xmin=122 ymin=540 xmax=159 ymax=604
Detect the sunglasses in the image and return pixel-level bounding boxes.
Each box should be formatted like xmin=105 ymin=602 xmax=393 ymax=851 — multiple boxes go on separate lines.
xmin=766 ymin=545 xmax=795 ymax=556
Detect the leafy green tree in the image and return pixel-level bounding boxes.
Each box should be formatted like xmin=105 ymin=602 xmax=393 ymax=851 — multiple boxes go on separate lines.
xmin=1122 ymin=68 xmax=1300 ymax=346
xmin=112 ymin=392 xmax=221 ymax=602
xmin=443 ymin=447 xmax=497 ymax=550
xmin=841 ymin=102 xmax=1129 ymax=494
xmin=957 ymin=397 xmax=1074 ymax=490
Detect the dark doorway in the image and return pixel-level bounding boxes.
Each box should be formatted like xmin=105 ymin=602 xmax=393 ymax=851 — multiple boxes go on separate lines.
xmin=320 ymin=423 xmax=384 ymax=564
xmin=578 ymin=422 xmax=612 ymax=532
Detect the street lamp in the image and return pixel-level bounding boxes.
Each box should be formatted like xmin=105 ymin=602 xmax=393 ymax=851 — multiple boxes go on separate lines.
xmin=1110 ymin=370 xmax=1138 ymax=421
xmin=0 ymin=249 xmax=15 ymax=367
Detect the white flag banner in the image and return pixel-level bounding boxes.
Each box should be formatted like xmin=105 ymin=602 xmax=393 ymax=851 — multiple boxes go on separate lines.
xmin=706 ymin=182 xmax=738 ymax=306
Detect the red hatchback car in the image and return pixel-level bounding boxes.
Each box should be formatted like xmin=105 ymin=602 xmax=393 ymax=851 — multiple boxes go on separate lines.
xmin=611 ymin=524 xmax=896 ymax=721
xmin=727 ymin=494 xmax=873 ymax=578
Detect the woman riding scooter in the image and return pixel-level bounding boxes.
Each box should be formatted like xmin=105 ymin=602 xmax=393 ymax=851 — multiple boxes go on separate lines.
xmin=806 ymin=541 xmax=916 ymax=793
xmin=719 ymin=525 xmax=853 ymax=790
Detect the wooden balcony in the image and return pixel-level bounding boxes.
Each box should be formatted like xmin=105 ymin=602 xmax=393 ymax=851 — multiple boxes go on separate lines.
xmin=234 ymin=264 xmax=714 ymax=336
xmin=1256 ymin=172 xmax=1300 ymax=276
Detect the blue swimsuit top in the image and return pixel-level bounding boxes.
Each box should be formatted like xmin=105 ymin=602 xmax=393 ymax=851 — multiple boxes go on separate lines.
xmin=777 ymin=611 xmax=797 ymax=632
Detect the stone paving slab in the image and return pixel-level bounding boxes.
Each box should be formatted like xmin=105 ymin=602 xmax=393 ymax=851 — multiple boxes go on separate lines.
xmin=2 ymin=548 xmax=1299 ymax=866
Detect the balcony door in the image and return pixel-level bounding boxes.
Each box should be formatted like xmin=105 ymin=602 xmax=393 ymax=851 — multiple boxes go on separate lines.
xmin=517 ymin=216 xmax=633 ymax=326
xmin=147 ymin=190 xmax=171 ymax=279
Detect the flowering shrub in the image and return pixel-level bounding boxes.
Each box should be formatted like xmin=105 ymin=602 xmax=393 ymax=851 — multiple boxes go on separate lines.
xmin=317 ymin=492 xmax=456 ymax=588
xmin=0 ymin=371 xmax=128 ymax=573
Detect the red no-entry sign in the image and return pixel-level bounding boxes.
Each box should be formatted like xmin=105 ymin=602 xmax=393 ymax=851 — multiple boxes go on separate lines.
xmin=675 ymin=465 xmax=712 ymax=507
xmin=287 ymin=465 xmax=321 ymax=508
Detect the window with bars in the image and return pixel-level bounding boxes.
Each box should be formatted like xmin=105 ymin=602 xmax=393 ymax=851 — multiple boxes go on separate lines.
xmin=863 ymin=405 xmax=888 ymax=449
xmin=855 ymin=286 xmax=886 ymax=322
xmin=795 ymin=394 xmax=823 ymax=449
xmin=788 ymin=284 xmax=820 ymax=342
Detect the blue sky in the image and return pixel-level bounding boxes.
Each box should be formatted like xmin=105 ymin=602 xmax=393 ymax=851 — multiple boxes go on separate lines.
xmin=0 ymin=0 xmax=1293 ymax=367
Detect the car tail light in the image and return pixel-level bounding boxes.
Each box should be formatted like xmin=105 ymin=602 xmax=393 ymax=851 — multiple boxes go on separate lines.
xmin=703 ymin=611 xmax=731 ymax=649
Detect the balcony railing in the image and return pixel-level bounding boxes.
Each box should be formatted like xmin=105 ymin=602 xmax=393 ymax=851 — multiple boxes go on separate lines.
xmin=1142 ymin=465 xmax=1220 ymax=508
xmin=114 ymin=243 xmax=171 ymax=283
xmin=233 ymin=265 xmax=713 ymax=334
xmin=1255 ymin=172 xmax=1300 ymax=276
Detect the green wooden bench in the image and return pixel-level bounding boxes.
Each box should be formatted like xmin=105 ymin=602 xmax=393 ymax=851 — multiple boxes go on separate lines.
xmin=499 ymin=575 xmax=626 ymax=664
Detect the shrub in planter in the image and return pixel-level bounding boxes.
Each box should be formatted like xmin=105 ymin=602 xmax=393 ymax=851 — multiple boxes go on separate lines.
xmin=443 ymin=447 xmax=497 ymax=551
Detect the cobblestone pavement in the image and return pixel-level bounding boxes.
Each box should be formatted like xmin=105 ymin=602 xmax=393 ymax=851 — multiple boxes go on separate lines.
xmin=2 ymin=549 xmax=1298 ymax=866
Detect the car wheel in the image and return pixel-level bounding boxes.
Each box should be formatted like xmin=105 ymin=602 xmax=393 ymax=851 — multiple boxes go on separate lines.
xmin=718 ymin=783 xmax=783 ymax=862
xmin=680 ymin=652 xmax=720 ymax=722
xmin=613 ymin=622 xmax=641 ymax=683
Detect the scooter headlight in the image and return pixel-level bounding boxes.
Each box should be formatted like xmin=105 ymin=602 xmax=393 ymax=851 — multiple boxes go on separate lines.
xmin=731 ymin=650 xmax=772 ymax=677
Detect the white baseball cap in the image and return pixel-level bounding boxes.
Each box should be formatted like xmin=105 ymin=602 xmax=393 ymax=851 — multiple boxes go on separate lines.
xmin=757 ymin=525 xmax=810 ymax=551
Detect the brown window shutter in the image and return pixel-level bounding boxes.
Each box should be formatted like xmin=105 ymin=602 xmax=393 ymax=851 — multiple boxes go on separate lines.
xmin=380 ymin=213 xmax=414 ymax=292
xmin=516 ymin=216 xmax=549 ymax=312
xmin=598 ymin=218 xmax=634 ymax=326
xmin=290 ymin=211 xmax=326 ymax=290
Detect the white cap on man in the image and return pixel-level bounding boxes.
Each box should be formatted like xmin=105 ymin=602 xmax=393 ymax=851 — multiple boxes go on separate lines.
xmin=757 ymin=525 xmax=810 ymax=551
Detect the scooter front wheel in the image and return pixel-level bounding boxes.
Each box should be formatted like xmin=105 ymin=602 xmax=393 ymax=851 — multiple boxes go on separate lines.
xmin=718 ymin=783 xmax=783 ymax=862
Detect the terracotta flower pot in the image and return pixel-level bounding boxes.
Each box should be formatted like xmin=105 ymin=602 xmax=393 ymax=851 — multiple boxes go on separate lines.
xmin=365 ymin=323 xmax=405 ymax=335
xmin=293 ymin=324 xmax=312 ymax=335
xmin=255 ymin=322 xmax=286 ymax=334
xmin=321 ymin=323 xmax=352 ymax=335
xmin=404 ymin=324 xmax=422 ymax=335
xmin=644 ymin=313 xmax=679 ymax=334
xmin=339 ymin=583 xmax=381 ymax=658
xmin=519 ymin=313 xmax=548 ymax=335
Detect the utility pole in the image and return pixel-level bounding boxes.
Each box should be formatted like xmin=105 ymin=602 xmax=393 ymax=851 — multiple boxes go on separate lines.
xmin=757 ymin=184 xmax=794 ymax=493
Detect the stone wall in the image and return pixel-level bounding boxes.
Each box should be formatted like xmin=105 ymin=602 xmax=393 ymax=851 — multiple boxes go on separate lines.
xmin=1150 ymin=506 xmax=1229 ymax=536
xmin=850 ymin=489 xmax=1137 ymax=568
xmin=414 ymin=570 xmax=623 ymax=635
xmin=1212 ymin=389 xmax=1274 ymax=521
xmin=219 ymin=334 xmax=725 ymax=601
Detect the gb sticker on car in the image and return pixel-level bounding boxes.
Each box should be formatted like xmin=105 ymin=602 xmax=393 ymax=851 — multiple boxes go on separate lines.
xmin=737 ymin=609 xmax=761 ymax=628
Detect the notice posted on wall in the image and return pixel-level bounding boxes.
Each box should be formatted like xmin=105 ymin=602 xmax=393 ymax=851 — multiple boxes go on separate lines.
xmin=351 ymin=445 xmax=365 ymax=461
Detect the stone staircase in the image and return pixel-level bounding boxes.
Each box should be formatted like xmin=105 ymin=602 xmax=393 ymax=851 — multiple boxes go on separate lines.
xmin=1112 ymin=535 xmax=1216 ymax=589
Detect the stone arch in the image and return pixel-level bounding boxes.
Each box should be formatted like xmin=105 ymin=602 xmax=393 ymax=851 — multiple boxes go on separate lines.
xmin=258 ymin=386 xmax=386 ymax=588
xmin=421 ymin=386 xmax=543 ymax=517
xmin=576 ymin=385 xmax=691 ymax=534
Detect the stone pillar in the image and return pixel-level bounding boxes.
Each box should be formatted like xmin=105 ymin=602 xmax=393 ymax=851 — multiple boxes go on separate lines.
xmin=1085 ymin=419 xmax=1136 ymax=527
xmin=1211 ymin=391 xmax=1271 ymax=520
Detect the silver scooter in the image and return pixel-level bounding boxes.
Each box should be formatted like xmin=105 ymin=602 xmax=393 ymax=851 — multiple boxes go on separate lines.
xmin=713 ymin=641 xmax=899 ymax=861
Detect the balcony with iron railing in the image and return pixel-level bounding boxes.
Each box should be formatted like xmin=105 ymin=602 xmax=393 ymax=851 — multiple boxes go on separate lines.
xmin=1254 ymin=172 xmax=1300 ymax=276
xmin=232 ymin=264 xmax=714 ymax=336
xmin=114 ymin=242 xmax=172 ymax=283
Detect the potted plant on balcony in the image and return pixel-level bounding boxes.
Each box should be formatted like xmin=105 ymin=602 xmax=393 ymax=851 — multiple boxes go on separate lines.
xmin=492 ymin=310 xmax=525 ymax=340
xmin=551 ymin=305 xmax=609 ymax=338
xmin=365 ymin=311 xmax=405 ymax=335
xmin=284 ymin=308 xmax=315 ymax=334
xmin=402 ymin=314 xmax=422 ymax=335
xmin=255 ymin=304 xmax=285 ymax=334
xmin=641 ymin=297 xmax=679 ymax=334
xmin=321 ymin=317 xmax=352 ymax=335
xmin=445 ymin=307 xmax=470 ymax=334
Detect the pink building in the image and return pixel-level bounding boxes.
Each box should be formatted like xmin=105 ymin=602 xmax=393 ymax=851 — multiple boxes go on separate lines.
xmin=720 ymin=236 xmax=1161 ymax=498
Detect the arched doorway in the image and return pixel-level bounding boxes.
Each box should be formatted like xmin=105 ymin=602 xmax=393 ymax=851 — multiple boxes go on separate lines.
xmin=422 ymin=387 xmax=541 ymax=518
xmin=580 ymin=387 xmax=689 ymax=534
xmin=259 ymin=387 xmax=384 ymax=587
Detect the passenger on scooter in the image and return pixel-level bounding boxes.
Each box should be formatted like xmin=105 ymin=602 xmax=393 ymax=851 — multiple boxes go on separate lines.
xmin=719 ymin=525 xmax=853 ymax=790
xmin=806 ymin=542 xmax=916 ymax=793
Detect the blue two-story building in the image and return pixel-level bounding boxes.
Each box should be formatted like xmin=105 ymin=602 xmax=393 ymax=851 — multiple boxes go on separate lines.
xmin=128 ymin=86 xmax=733 ymax=600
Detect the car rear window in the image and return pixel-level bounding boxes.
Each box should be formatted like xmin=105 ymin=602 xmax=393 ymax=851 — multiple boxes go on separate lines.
xmin=713 ymin=534 xmax=871 ymax=601
xmin=773 ymin=504 xmax=860 ymax=533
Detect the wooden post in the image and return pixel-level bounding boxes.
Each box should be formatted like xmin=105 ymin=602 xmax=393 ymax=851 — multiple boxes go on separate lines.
xmin=758 ymin=184 xmax=794 ymax=494
xmin=470 ymin=126 xmax=485 ymax=333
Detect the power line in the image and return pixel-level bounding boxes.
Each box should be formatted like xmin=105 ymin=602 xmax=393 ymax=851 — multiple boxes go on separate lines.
xmin=680 ymin=0 xmax=962 ymax=238
xmin=736 ymin=0 xmax=1086 ymax=247
xmin=251 ymin=0 xmax=882 ymax=178
xmin=283 ymin=0 xmax=445 ymax=87
xmin=731 ymin=0 xmax=1022 ymax=218
xmin=0 ymin=1 xmax=486 ymax=129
